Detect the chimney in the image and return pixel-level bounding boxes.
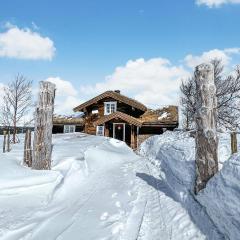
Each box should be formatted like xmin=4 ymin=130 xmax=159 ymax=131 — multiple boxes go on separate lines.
xmin=114 ymin=90 xmax=121 ymax=94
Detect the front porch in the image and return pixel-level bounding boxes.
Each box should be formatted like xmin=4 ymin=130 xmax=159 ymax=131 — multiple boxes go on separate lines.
xmin=104 ymin=122 xmax=139 ymax=149
xmin=94 ymin=111 xmax=142 ymax=149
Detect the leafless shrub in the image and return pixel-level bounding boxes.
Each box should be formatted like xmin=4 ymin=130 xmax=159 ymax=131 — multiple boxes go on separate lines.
xmin=0 ymin=74 xmax=32 ymax=143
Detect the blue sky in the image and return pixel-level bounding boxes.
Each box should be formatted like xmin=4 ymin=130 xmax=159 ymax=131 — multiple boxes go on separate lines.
xmin=0 ymin=0 xmax=240 ymax=113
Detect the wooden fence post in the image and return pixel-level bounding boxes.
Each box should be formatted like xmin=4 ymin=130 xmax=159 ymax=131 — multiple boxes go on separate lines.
xmin=7 ymin=130 xmax=10 ymax=152
xmin=195 ymin=63 xmax=218 ymax=194
xmin=23 ymin=129 xmax=32 ymax=167
xmin=231 ymin=132 xmax=237 ymax=154
xmin=3 ymin=131 xmax=6 ymax=153
xmin=32 ymin=81 xmax=56 ymax=170
xmin=130 ymin=125 xmax=135 ymax=149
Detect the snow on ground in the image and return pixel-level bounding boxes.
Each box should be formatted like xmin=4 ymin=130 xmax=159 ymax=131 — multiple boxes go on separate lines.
xmin=0 ymin=131 xmax=233 ymax=239
xmin=0 ymin=133 xmax=140 ymax=240
xmin=140 ymin=130 xmax=240 ymax=239
xmin=197 ymin=154 xmax=240 ymax=240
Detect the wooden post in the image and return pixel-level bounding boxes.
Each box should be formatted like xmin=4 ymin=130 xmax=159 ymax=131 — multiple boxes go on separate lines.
xmin=23 ymin=129 xmax=32 ymax=167
xmin=195 ymin=63 xmax=218 ymax=194
xmin=130 ymin=125 xmax=135 ymax=149
xmin=32 ymin=81 xmax=56 ymax=170
xmin=3 ymin=131 xmax=6 ymax=153
xmin=7 ymin=130 xmax=10 ymax=152
xmin=136 ymin=126 xmax=139 ymax=149
xmin=231 ymin=132 xmax=237 ymax=154
xmin=104 ymin=123 xmax=109 ymax=137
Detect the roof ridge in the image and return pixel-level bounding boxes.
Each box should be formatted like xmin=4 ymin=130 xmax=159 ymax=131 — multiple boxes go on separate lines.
xmin=73 ymin=90 xmax=147 ymax=112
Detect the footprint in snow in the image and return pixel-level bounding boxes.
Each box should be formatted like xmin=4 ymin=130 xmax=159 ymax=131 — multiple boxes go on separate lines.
xmin=111 ymin=193 xmax=118 ymax=198
xmin=100 ymin=212 xmax=109 ymax=221
xmin=111 ymin=222 xmax=124 ymax=235
xmin=100 ymin=213 xmax=122 ymax=227
xmin=115 ymin=201 xmax=121 ymax=208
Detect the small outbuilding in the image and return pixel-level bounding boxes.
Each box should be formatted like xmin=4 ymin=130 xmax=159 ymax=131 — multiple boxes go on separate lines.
xmin=53 ymin=115 xmax=85 ymax=134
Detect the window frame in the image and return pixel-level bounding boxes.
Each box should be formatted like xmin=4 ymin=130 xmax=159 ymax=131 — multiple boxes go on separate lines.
xmin=104 ymin=101 xmax=117 ymax=115
xmin=64 ymin=125 xmax=76 ymax=133
xmin=96 ymin=125 xmax=105 ymax=136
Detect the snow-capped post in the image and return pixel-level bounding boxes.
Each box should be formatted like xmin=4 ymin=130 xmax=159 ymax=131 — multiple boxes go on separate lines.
xmin=231 ymin=132 xmax=237 ymax=154
xmin=32 ymin=81 xmax=56 ymax=170
xmin=2 ymin=131 xmax=6 ymax=153
xmin=23 ymin=129 xmax=32 ymax=167
xmin=195 ymin=63 xmax=218 ymax=194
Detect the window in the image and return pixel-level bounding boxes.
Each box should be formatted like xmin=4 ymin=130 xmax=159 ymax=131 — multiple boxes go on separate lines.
xmin=92 ymin=109 xmax=99 ymax=114
xmin=64 ymin=125 xmax=76 ymax=133
xmin=104 ymin=102 xmax=117 ymax=115
xmin=96 ymin=125 xmax=105 ymax=136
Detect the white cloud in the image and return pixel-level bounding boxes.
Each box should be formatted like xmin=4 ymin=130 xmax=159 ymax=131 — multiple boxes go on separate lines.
xmin=0 ymin=23 xmax=55 ymax=60
xmin=44 ymin=77 xmax=81 ymax=114
xmin=184 ymin=48 xmax=240 ymax=68
xmin=55 ymin=95 xmax=81 ymax=114
xmin=46 ymin=77 xmax=78 ymax=97
xmin=196 ymin=0 xmax=240 ymax=7
xmin=80 ymin=58 xmax=190 ymax=108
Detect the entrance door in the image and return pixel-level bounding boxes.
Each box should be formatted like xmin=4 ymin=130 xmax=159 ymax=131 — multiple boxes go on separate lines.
xmin=113 ymin=123 xmax=125 ymax=141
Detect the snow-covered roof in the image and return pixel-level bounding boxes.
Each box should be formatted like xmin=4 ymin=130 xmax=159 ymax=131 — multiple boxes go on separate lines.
xmin=140 ymin=105 xmax=178 ymax=125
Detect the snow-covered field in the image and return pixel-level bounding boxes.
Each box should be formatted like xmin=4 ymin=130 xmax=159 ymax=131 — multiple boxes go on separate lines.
xmin=0 ymin=131 xmax=237 ymax=239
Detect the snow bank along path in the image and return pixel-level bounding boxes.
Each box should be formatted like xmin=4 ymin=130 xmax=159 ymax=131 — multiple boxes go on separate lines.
xmin=0 ymin=132 xmax=225 ymax=239
xmin=140 ymin=130 xmax=240 ymax=239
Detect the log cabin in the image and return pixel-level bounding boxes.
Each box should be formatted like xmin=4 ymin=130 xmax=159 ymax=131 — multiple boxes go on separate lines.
xmin=73 ymin=90 xmax=178 ymax=149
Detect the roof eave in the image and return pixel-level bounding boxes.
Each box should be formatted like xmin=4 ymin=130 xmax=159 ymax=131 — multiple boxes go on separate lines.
xmin=93 ymin=112 xmax=142 ymax=127
xmin=73 ymin=91 xmax=147 ymax=112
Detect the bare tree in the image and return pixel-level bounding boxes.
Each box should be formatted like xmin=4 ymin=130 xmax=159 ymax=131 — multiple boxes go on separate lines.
xmin=180 ymin=59 xmax=240 ymax=130
xmin=0 ymin=74 xmax=32 ymax=143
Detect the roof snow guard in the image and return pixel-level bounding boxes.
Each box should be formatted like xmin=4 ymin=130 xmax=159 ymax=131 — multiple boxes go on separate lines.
xmin=73 ymin=91 xmax=147 ymax=112
xmin=93 ymin=111 xmax=143 ymax=127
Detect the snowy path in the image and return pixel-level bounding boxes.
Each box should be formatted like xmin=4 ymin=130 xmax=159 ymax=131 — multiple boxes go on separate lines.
xmin=133 ymin=160 xmax=207 ymax=240
xmin=0 ymin=133 xmax=222 ymax=239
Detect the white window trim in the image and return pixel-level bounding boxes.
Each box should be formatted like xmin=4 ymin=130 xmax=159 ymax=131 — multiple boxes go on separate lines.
xmin=104 ymin=101 xmax=117 ymax=115
xmin=113 ymin=123 xmax=125 ymax=141
xmin=96 ymin=125 xmax=105 ymax=136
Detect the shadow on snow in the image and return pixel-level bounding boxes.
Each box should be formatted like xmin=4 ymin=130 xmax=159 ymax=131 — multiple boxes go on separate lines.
xmin=136 ymin=172 xmax=224 ymax=240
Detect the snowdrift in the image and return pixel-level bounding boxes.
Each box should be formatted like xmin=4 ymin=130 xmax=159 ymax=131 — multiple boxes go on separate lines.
xmin=0 ymin=133 xmax=142 ymax=239
xmin=0 ymin=135 xmax=63 ymax=204
xmin=140 ymin=130 xmax=240 ymax=239
xmin=197 ymin=154 xmax=240 ymax=240
xmin=139 ymin=131 xmax=195 ymax=190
